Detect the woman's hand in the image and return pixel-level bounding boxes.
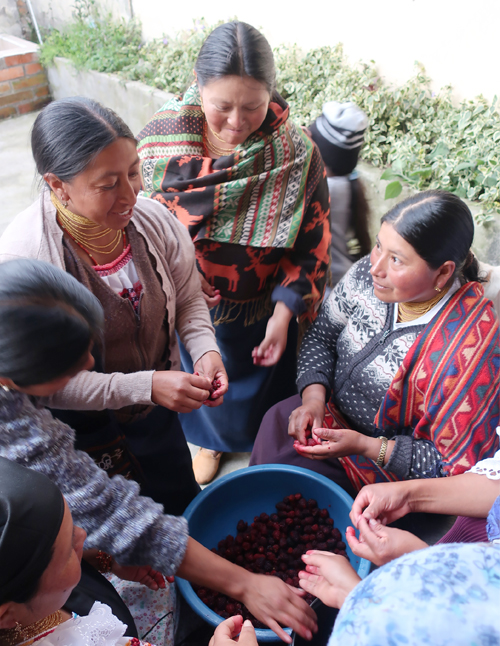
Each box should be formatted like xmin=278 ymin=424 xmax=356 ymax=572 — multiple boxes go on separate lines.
xmin=293 ymin=427 xmax=363 ymax=460
xmin=151 ymin=370 xmax=212 ymax=413
xmin=345 ymin=517 xmax=428 ymax=567
xmin=288 ymin=386 xmax=326 ymax=446
xmin=350 ymin=481 xmax=414 ymax=528
xmin=299 ymin=550 xmax=361 ymax=609
xmin=199 ymin=273 xmax=221 ymax=309
xmin=240 ymin=574 xmax=316 ymax=644
xmin=209 ymin=616 xmax=258 ymax=646
xmin=83 ymin=550 xmax=166 ymax=591
xmin=252 ymin=302 xmax=293 ymax=367
xmin=194 ymin=351 xmax=229 ymax=407
xmin=111 ymin=563 xmax=166 ymax=591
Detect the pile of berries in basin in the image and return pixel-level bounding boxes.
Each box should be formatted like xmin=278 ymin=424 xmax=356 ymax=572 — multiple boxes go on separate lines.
xmin=194 ymin=492 xmax=348 ymax=626
xmin=176 ymin=465 xmax=370 ymax=642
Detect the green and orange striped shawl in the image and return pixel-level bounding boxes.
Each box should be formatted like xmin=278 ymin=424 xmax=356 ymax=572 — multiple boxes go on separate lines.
xmin=136 ymin=84 xmax=318 ymax=250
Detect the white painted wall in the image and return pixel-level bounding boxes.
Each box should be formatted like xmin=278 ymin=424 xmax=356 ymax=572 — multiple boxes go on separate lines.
xmin=29 ymin=0 xmax=499 ymax=102
xmin=0 ymin=0 xmax=23 ymax=37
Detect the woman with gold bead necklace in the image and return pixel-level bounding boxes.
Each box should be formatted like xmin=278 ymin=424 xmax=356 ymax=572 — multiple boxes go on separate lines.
xmin=251 ymin=190 xmax=500 ymax=498
xmin=0 ymin=97 xmax=228 ymax=516
xmin=137 ymin=22 xmax=331 ymax=484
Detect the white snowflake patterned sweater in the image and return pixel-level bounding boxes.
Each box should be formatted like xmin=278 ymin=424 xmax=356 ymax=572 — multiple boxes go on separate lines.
xmin=297 ymin=256 xmax=443 ymax=479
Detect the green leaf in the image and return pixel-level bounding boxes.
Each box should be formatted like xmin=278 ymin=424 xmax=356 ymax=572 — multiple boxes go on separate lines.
xmin=385 ymin=181 xmax=403 ymax=200
xmin=484 ymin=175 xmax=499 ymax=188
xmin=454 ymin=161 xmax=477 ymax=172
xmin=428 ymin=142 xmax=450 ymax=160
xmin=408 ymin=167 xmax=433 ymax=180
xmin=380 ymin=168 xmax=401 ymax=181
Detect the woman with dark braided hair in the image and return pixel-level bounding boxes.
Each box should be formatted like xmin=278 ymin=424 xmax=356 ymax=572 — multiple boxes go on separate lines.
xmin=137 ymin=21 xmax=331 ymax=484
xmin=251 ymin=190 xmax=499 ymax=497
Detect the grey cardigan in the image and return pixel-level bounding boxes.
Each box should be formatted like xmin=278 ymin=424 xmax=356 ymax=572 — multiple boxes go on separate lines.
xmin=0 ymin=191 xmax=220 ymax=410
xmin=0 ymin=388 xmax=188 ymax=573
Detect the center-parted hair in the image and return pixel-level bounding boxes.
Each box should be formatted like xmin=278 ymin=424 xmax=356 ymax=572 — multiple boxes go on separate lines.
xmin=0 ymin=259 xmax=104 ymax=387
xmin=381 ymin=189 xmax=481 ymax=283
xmin=31 ymin=96 xmax=135 ymax=183
xmin=194 ymin=21 xmax=276 ymax=93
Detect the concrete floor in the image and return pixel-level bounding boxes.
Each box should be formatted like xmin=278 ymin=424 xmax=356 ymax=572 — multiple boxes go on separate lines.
xmin=0 ymin=112 xmax=250 ymax=482
xmin=0 ymin=111 xmax=39 ymax=235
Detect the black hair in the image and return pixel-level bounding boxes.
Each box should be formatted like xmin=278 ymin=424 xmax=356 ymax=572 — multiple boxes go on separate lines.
xmin=349 ymin=177 xmax=372 ymax=257
xmin=381 ymin=189 xmax=482 ymax=283
xmin=31 ymin=97 xmax=136 ymax=183
xmin=0 ymin=259 xmax=104 ymax=387
xmin=194 ymin=21 xmax=276 ymax=93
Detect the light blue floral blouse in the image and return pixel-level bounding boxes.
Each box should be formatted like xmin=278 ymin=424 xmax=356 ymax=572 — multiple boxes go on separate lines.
xmin=328 ymin=542 xmax=500 ymax=645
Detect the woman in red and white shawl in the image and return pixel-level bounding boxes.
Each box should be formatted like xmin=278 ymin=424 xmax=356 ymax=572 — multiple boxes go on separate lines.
xmin=250 ymin=190 xmax=499 ymax=498
xmin=137 ymin=22 xmax=331 ymax=484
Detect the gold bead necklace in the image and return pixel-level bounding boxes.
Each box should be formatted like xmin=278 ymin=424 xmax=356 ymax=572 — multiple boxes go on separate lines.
xmin=203 ymin=121 xmax=236 ymax=157
xmin=51 ymin=192 xmax=125 ymax=264
xmin=397 ymin=286 xmax=449 ymax=323
xmin=0 ymin=610 xmax=64 ymax=646
xmin=207 ymin=120 xmax=231 ymax=144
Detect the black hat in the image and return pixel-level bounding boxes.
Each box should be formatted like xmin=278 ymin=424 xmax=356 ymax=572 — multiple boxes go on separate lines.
xmin=0 ymin=457 xmax=64 ymax=604
xmin=309 ymin=101 xmax=368 ymax=176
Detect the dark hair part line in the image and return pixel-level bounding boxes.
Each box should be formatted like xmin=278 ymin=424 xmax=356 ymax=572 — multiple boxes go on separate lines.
xmin=194 ymin=21 xmax=276 ymax=94
xmin=31 ymin=97 xmax=136 ymax=184
xmin=381 ymin=189 xmax=483 ymax=283
xmin=0 ymin=259 xmax=104 ymax=387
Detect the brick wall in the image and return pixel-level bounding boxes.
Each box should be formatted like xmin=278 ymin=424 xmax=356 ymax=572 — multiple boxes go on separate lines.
xmin=0 ymin=51 xmax=51 ymax=119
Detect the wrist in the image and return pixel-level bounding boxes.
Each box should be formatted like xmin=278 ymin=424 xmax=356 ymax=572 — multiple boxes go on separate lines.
xmin=404 ymin=479 xmax=428 ymax=514
xmin=302 ymin=384 xmax=327 ymax=406
xmin=273 ymin=301 xmax=294 ymax=324
xmin=358 ymin=435 xmax=379 ymax=460
xmin=224 ymin=566 xmax=252 ymax=601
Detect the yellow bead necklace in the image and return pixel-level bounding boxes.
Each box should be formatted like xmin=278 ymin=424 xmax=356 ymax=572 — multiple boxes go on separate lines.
xmin=51 ymin=192 xmax=125 ymax=264
xmin=397 ymin=286 xmax=449 ymax=323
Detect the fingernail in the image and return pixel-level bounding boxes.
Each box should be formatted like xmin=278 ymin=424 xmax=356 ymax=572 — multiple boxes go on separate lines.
xmin=369 ymin=518 xmax=378 ymax=526
xmin=243 ymin=620 xmax=253 ymax=627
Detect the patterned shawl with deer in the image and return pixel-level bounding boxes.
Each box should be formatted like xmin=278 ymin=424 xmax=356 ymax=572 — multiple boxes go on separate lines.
xmin=136 ymin=85 xmax=331 ymax=324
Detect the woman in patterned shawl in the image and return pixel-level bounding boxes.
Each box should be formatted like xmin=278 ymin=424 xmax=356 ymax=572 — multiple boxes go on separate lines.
xmin=137 ymin=22 xmax=331 ymax=484
xmin=251 ymin=190 xmax=499 ymax=496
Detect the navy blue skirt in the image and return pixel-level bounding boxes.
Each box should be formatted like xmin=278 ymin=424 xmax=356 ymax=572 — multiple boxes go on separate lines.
xmin=179 ymin=312 xmax=298 ymax=452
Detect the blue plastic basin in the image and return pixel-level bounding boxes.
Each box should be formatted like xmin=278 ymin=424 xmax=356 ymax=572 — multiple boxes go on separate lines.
xmin=176 ymin=464 xmax=370 ymax=642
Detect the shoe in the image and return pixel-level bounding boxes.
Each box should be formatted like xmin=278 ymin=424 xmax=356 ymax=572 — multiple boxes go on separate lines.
xmin=193 ymin=448 xmax=223 ymax=485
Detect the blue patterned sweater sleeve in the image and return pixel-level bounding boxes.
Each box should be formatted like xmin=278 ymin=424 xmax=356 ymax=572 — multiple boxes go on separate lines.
xmin=487 ymin=495 xmax=500 ymax=542
xmin=0 ymin=390 xmax=188 ymax=575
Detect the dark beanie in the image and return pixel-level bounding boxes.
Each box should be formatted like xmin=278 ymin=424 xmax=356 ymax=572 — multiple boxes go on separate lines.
xmin=309 ymin=101 xmax=368 ymax=176
xmin=0 ymin=457 xmax=64 ymax=604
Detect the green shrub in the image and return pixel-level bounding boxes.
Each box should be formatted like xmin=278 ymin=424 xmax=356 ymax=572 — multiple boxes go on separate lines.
xmin=39 ymin=0 xmax=142 ymax=74
xmin=40 ymin=11 xmax=499 ymax=223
